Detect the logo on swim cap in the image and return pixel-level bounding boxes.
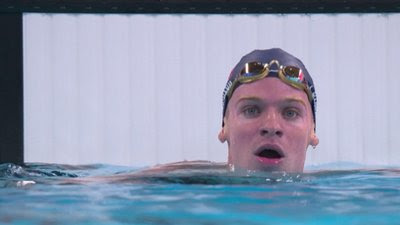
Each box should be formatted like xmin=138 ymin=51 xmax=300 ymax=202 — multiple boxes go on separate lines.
xmin=222 ymin=80 xmax=233 ymax=103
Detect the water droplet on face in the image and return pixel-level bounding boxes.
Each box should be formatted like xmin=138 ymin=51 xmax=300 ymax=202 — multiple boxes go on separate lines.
xmin=228 ymin=164 xmax=235 ymax=172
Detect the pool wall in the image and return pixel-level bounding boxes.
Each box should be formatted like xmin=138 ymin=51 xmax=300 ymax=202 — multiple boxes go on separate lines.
xmin=23 ymin=13 xmax=400 ymax=167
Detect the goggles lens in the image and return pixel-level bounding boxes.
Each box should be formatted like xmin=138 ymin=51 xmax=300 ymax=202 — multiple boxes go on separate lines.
xmin=240 ymin=62 xmax=265 ymax=77
xmin=283 ymin=66 xmax=302 ymax=81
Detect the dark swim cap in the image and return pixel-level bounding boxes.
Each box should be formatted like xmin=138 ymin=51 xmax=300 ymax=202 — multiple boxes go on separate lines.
xmin=222 ymin=48 xmax=317 ymax=127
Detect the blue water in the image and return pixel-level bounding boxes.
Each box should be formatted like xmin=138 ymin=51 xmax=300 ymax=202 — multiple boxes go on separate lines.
xmin=1 ymin=163 xmax=400 ymax=225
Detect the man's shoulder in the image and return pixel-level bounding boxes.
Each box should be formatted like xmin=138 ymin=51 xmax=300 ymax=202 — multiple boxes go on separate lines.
xmin=139 ymin=160 xmax=226 ymax=174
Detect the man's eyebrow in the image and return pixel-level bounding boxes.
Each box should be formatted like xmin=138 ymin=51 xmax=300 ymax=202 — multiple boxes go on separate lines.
xmin=283 ymin=97 xmax=307 ymax=108
xmin=234 ymin=96 xmax=308 ymax=108
xmin=235 ymin=96 xmax=262 ymax=104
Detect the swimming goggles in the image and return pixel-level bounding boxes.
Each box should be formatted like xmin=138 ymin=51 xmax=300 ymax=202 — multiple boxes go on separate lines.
xmin=225 ymin=60 xmax=313 ymax=102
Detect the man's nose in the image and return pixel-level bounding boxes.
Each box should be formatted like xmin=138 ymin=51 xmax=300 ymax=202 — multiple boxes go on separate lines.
xmin=259 ymin=111 xmax=283 ymax=137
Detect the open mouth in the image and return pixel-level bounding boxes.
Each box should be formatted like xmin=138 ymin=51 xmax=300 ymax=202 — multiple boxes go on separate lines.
xmin=256 ymin=148 xmax=284 ymax=159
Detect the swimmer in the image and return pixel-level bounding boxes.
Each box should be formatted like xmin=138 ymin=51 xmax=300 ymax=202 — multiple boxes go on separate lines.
xmin=64 ymin=48 xmax=319 ymax=184
xmin=136 ymin=48 xmax=319 ymax=176
xmin=218 ymin=48 xmax=319 ymax=173
xmin=144 ymin=48 xmax=319 ymax=174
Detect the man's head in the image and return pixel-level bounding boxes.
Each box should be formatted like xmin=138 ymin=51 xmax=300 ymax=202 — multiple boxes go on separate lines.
xmin=218 ymin=48 xmax=319 ymax=173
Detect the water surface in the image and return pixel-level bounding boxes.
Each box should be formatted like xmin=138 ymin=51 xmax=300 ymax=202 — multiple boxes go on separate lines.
xmin=0 ymin=163 xmax=399 ymax=225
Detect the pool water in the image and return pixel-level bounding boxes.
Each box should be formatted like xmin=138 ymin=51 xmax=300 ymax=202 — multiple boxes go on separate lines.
xmin=1 ymin=163 xmax=399 ymax=225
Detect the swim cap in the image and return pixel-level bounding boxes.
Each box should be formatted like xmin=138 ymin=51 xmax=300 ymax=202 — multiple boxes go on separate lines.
xmin=222 ymin=48 xmax=317 ymax=127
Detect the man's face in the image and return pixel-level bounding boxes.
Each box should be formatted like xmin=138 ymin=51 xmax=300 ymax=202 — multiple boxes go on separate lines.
xmin=219 ymin=77 xmax=319 ymax=173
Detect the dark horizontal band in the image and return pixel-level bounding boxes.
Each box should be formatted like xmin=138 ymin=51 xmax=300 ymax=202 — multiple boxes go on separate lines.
xmin=1 ymin=0 xmax=400 ymax=14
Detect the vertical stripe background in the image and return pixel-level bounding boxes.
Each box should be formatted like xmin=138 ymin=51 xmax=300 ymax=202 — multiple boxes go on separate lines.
xmin=23 ymin=13 xmax=400 ymax=167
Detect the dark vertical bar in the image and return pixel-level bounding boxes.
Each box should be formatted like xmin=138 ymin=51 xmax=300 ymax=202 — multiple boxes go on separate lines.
xmin=0 ymin=13 xmax=23 ymax=164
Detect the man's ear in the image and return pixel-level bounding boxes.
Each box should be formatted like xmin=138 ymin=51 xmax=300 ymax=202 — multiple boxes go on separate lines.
xmin=310 ymin=134 xmax=319 ymax=147
xmin=218 ymin=127 xmax=227 ymax=143
xmin=218 ymin=122 xmax=227 ymax=143
xmin=309 ymin=129 xmax=319 ymax=148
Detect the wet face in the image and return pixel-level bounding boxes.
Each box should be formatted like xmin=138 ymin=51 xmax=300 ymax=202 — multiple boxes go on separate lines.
xmin=219 ymin=77 xmax=319 ymax=173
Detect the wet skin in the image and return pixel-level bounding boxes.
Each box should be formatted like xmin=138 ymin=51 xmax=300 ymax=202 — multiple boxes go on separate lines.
xmin=219 ymin=77 xmax=319 ymax=173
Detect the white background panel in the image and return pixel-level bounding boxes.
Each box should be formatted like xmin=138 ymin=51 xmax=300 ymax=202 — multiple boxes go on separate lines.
xmin=334 ymin=15 xmax=363 ymax=163
xmin=129 ymin=15 xmax=158 ymax=167
xmin=180 ymin=15 xmax=208 ymax=161
xmin=154 ymin=15 xmax=183 ymax=164
xmin=360 ymin=15 xmax=389 ymax=165
xmin=24 ymin=14 xmax=54 ymax=162
xmin=23 ymin=13 xmax=400 ymax=167
xmin=387 ymin=14 xmax=400 ymax=165
xmin=52 ymin=15 xmax=80 ymax=163
xmin=204 ymin=15 xmax=233 ymax=162
xmin=307 ymin=14 xmax=338 ymax=164
xmin=76 ymin=15 xmax=104 ymax=165
xmin=257 ymin=15 xmax=285 ymax=48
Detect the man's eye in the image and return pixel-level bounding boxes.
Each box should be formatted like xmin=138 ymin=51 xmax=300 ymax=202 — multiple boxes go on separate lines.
xmin=243 ymin=106 xmax=260 ymax=117
xmin=283 ymin=109 xmax=299 ymax=119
